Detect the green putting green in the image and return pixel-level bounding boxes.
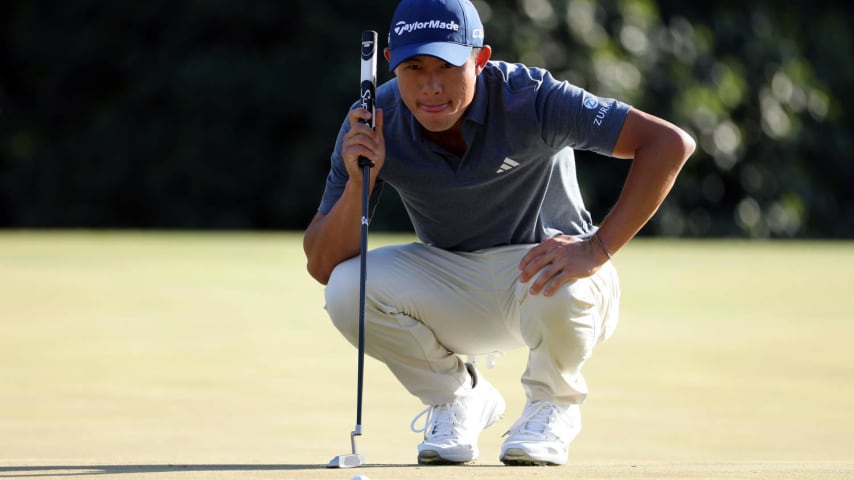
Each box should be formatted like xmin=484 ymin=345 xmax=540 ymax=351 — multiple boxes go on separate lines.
xmin=1 ymin=232 xmax=852 ymax=479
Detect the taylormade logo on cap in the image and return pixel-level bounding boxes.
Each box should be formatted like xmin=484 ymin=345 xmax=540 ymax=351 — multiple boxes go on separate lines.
xmin=394 ymin=19 xmax=460 ymax=36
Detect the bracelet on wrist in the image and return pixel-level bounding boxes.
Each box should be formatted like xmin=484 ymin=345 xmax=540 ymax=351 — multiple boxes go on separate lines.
xmin=593 ymin=232 xmax=614 ymax=260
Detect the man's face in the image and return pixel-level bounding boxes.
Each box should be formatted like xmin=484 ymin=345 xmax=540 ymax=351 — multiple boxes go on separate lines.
xmin=389 ymin=51 xmax=482 ymax=133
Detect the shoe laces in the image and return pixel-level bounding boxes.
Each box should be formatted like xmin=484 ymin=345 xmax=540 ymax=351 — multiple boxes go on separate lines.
xmin=411 ymin=403 xmax=462 ymax=439
xmin=503 ymin=400 xmax=558 ymax=437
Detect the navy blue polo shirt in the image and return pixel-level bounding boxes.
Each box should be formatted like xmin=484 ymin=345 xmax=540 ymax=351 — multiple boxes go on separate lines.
xmin=319 ymin=60 xmax=631 ymax=252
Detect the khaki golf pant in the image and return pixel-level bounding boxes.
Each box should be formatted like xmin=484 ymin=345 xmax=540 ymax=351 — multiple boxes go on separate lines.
xmin=325 ymin=242 xmax=620 ymax=406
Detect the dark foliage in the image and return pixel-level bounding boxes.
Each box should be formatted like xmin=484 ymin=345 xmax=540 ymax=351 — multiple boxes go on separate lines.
xmin=1 ymin=0 xmax=850 ymax=237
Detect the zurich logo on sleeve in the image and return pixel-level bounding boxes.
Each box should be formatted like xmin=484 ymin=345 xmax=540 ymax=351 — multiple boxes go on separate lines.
xmin=583 ymin=97 xmax=600 ymax=110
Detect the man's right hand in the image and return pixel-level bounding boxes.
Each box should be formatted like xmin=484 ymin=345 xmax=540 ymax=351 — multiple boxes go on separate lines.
xmin=342 ymin=107 xmax=385 ymax=187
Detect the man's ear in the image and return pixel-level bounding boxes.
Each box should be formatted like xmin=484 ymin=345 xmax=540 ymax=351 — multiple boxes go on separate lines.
xmin=475 ymin=45 xmax=492 ymax=73
xmin=384 ymin=48 xmax=392 ymax=63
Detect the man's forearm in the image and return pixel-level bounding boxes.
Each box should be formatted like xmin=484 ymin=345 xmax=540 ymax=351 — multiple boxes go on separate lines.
xmin=597 ymin=124 xmax=694 ymax=256
xmin=303 ymin=181 xmax=365 ymax=284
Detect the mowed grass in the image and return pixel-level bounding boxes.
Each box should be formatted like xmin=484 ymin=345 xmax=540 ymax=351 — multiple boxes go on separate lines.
xmin=1 ymin=232 xmax=852 ymax=479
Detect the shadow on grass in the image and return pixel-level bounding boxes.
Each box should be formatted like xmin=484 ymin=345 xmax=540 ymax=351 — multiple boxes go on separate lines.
xmin=0 ymin=464 xmax=333 ymax=477
xmin=0 ymin=464 xmax=450 ymax=477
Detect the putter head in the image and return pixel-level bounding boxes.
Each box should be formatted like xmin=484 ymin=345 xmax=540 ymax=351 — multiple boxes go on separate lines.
xmin=327 ymin=453 xmax=365 ymax=468
xmin=327 ymin=427 xmax=365 ymax=468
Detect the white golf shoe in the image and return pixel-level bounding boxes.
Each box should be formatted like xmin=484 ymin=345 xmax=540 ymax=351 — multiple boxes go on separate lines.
xmin=499 ymin=400 xmax=581 ymax=466
xmin=411 ymin=365 xmax=506 ymax=465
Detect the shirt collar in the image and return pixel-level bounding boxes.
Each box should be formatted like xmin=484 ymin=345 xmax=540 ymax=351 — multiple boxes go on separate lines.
xmin=465 ymin=73 xmax=488 ymax=126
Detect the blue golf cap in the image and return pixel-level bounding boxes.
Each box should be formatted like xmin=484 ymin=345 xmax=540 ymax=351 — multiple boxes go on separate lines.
xmin=387 ymin=0 xmax=484 ymax=72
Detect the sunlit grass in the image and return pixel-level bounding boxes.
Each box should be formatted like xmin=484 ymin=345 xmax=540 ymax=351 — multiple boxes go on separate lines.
xmin=1 ymin=232 xmax=852 ymax=473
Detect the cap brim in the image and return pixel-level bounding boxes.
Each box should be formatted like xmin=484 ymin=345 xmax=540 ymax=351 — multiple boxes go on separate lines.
xmin=388 ymin=42 xmax=473 ymax=72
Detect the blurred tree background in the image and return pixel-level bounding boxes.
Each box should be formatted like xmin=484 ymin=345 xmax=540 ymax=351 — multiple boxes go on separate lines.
xmin=1 ymin=0 xmax=851 ymax=237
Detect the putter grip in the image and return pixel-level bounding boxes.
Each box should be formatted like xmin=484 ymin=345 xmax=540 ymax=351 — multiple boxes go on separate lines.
xmin=359 ymin=30 xmax=377 ymax=168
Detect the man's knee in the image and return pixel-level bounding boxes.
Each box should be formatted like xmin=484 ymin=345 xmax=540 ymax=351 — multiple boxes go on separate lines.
xmin=521 ymin=278 xmax=601 ymax=357
xmin=324 ymin=257 xmax=361 ymax=342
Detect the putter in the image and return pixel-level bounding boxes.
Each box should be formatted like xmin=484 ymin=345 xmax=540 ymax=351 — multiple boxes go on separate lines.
xmin=328 ymin=29 xmax=377 ymax=469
